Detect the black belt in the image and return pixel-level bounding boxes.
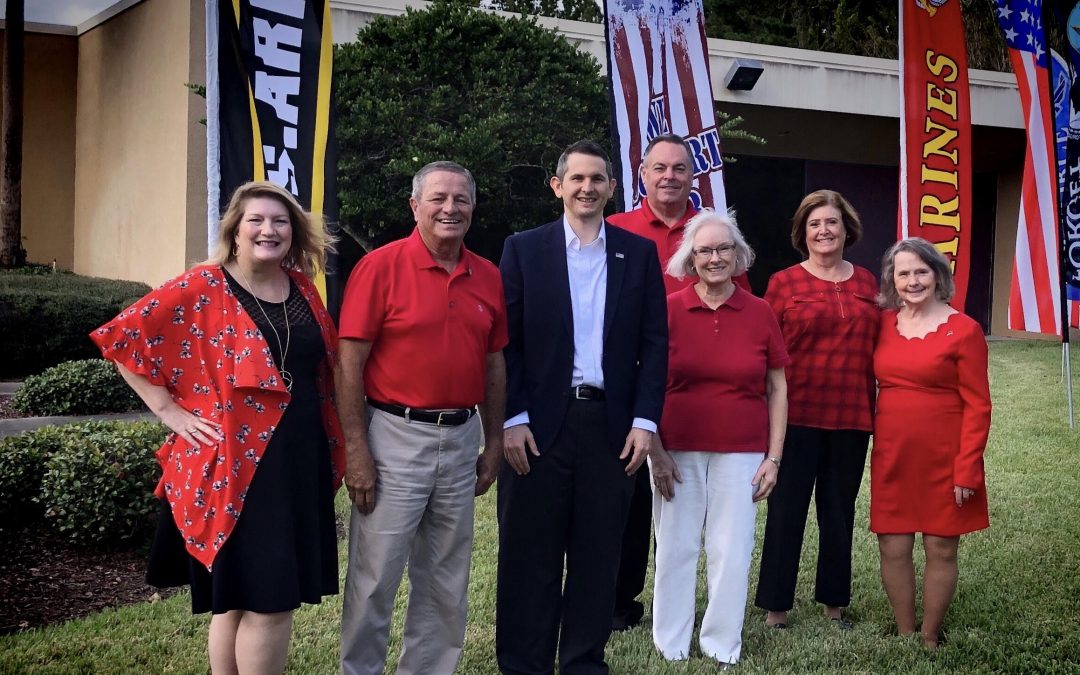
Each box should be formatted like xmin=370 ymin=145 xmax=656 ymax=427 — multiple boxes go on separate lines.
xmin=368 ymin=399 xmax=476 ymax=426
xmin=569 ymin=385 xmax=606 ymax=401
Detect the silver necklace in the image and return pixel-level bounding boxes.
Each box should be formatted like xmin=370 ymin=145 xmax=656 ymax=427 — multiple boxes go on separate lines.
xmin=234 ymin=264 xmax=293 ymax=392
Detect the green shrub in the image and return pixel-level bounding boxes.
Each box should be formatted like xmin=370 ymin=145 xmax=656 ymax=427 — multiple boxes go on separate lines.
xmin=39 ymin=420 xmax=167 ymax=546
xmin=0 ymin=426 xmax=74 ymax=526
xmin=11 ymin=359 xmax=142 ymax=416
xmin=0 ymin=270 xmax=151 ymax=378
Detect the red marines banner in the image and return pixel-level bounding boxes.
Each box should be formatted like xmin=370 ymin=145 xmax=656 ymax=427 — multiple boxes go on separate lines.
xmin=898 ymin=0 xmax=973 ymax=310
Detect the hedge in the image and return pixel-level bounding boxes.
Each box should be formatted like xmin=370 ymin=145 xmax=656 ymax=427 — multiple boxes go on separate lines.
xmin=0 ymin=270 xmax=150 ymax=378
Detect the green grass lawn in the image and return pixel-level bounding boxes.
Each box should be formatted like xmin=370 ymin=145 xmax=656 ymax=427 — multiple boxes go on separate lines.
xmin=2 ymin=340 xmax=1078 ymax=673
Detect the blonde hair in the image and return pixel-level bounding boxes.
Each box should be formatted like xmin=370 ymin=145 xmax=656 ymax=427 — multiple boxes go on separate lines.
xmin=205 ymin=181 xmax=335 ymax=277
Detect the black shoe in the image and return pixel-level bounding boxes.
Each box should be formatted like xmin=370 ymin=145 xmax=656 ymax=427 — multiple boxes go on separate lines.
xmin=612 ymin=601 xmax=645 ymax=632
xmin=831 ymin=617 xmax=854 ymax=631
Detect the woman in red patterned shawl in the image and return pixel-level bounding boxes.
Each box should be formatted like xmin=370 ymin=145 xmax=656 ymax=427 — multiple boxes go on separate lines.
xmin=92 ymin=181 xmax=345 ymax=674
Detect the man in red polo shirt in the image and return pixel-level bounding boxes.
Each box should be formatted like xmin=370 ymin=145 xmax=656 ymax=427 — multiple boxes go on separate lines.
xmin=606 ymin=134 xmax=750 ymax=631
xmin=336 ymin=161 xmax=508 ymax=675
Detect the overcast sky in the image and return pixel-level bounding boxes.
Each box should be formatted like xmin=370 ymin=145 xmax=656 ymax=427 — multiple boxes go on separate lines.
xmin=5 ymin=0 xmax=120 ymax=26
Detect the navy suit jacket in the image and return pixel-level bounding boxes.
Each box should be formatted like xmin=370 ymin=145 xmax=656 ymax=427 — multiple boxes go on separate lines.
xmin=500 ymin=219 xmax=668 ymax=454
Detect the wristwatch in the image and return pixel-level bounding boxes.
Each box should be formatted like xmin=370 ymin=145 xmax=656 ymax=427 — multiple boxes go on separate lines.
xmin=766 ymin=456 xmax=781 ymax=467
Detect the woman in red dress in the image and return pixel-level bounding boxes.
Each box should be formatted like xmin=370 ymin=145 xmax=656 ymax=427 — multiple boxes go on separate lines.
xmin=872 ymin=237 xmax=991 ymax=649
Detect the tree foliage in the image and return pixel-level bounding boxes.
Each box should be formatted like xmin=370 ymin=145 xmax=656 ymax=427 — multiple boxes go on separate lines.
xmin=487 ymin=0 xmax=603 ymax=23
xmin=700 ymin=0 xmax=1008 ymax=71
xmin=334 ymin=0 xmax=609 ymax=261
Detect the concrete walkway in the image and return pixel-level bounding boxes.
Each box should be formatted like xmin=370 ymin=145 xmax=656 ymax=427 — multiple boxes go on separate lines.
xmin=0 ymin=380 xmax=156 ymax=438
xmin=0 ymin=411 xmax=157 ymax=439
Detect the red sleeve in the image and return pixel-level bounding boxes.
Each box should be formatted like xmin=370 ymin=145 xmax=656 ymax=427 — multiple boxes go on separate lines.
xmin=89 ymin=271 xmax=202 ymax=387
xmin=488 ymin=274 xmax=510 ymax=353
xmin=337 ymin=253 xmax=387 ymax=341
xmin=764 ymin=304 xmax=791 ymax=369
xmin=953 ymin=318 xmax=992 ymax=488
xmin=763 ymin=271 xmax=789 ymax=325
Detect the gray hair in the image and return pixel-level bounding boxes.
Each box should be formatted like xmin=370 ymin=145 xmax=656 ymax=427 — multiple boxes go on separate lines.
xmin=666 ymin=209 xmax=754 ymax=280
xmin=411 ymin=161 xmax=476 ymax=204
xmin=878 ymin=237 xmax=956 ymax=308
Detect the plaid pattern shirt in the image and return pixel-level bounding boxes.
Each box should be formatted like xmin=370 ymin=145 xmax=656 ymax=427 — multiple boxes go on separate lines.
xmin=765 ymin=263 xmax=880 ymax=431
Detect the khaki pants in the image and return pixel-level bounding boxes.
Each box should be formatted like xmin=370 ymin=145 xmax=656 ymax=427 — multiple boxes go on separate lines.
xmin=341 ymin=408 xmax=480 ymax=675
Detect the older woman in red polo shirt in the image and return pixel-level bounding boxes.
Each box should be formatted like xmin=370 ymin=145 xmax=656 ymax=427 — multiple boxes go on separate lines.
xmin=650 ymin=209 xmax=789 ymax=667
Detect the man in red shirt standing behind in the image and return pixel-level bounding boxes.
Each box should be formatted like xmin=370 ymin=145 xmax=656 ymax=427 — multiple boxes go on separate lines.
xmin=336 ymin=161 xmax=508 ymax=675
xmin=606 ymin=134 xmax=748 ymax=631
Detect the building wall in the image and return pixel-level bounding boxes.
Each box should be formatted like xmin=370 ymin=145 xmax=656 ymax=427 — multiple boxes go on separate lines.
xmin=73 ymin=0 xmax=205 ymax=286
xmin=0 ymin=31 xmax=78 ymax=269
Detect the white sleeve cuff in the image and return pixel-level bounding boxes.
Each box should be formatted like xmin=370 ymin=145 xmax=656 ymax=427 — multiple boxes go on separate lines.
xmin=504 ymin=411 xmax=530 ymax=429
xmin=632 ymin=417 xmax=657 ymax=434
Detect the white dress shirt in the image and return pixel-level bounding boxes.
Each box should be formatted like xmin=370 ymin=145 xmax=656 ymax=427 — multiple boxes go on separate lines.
xmin=504 ymin=218 xmax=656 ymax=433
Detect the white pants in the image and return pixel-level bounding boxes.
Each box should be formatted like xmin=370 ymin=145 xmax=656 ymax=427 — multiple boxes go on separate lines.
xmin=341 ymin=409 xmax=480 ymax=675
xmin=652 ymin=451 xmax=761 ymax=664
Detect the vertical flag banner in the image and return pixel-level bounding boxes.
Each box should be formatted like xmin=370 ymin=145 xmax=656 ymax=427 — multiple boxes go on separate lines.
xmin=206 ymin=0 xmax=336 ymax=296
xmin=898 ymin=0 xmax=974 ymax=310
xmin=996 ymin=0 xmax=1063 ymax=334
xmin=1064 ymin=3 xmax=1080 ymax=327
xmin=1052 ymin=49 xmax=1069 ymax=212
xmin=605 ymin=0 xmax=727 ymax=212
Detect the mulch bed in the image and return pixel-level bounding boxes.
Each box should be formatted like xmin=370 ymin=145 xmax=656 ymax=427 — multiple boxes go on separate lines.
xmin=0 ymin=524 xmax=177 ymax=635
xmin=0 ymin=395 xmax=28 ymax=420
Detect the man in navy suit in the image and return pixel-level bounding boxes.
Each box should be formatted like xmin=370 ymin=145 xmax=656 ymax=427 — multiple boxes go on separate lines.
xmin=496 ymin=140 xmax=668 ymax=675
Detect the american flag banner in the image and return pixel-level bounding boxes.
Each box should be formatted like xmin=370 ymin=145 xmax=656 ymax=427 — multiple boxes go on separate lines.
xmin=605 ymin=0 xmax=727 ymax=212
xmin=997 ymin=0 xmax=1064 ymax=334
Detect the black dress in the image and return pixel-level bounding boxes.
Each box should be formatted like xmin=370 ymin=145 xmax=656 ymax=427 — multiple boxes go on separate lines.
xmin=147 ymin=270 xmax=338 ymax=614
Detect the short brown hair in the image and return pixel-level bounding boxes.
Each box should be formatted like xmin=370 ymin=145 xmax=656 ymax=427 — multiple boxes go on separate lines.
xmin=205 ymin=181 xmax=335 ymax=277
xmin=790 ymin=189 xmax=862 ymax=256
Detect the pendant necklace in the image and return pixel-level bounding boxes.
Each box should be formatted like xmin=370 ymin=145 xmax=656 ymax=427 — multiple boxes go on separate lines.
xmin=235 ymin=264 xmax=293 ymax=392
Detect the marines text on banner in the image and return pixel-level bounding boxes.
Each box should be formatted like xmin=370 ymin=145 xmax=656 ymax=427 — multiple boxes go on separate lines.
xmin=605 ymin=0 xmax=727 ymax=212
xmin=206 ymin=0 xmax=336 ymax=293
xmin=898 ymin=0 xmax=974 ymax=311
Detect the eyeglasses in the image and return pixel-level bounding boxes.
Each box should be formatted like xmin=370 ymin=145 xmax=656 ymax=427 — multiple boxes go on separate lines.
xmin=692 ymin=244 xmax=736 ymax=259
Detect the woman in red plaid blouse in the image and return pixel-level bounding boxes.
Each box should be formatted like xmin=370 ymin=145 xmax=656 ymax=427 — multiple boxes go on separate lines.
xmin=754 ymin=190 xmax=880 ymax=630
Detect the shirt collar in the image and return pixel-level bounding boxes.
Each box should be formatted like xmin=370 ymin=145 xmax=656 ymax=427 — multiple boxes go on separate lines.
xmin=405 ymin=226 xmax=473 ymax=276
xmin=642 ymin=197 xmax=697 ymax=230
xmin=562 ymin=216 xmax=607 ymax=252
xmin=676 ymin=282 xmax=747 ymax=312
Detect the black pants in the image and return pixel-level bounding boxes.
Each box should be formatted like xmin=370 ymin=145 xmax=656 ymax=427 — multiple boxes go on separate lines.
xmin=613 ymin=467 xmax=651 ymax=619
xmin=496 ymin=400 xmax=636 ymax=675
xmin=755 ymin=425 xmax=870 ymax=612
